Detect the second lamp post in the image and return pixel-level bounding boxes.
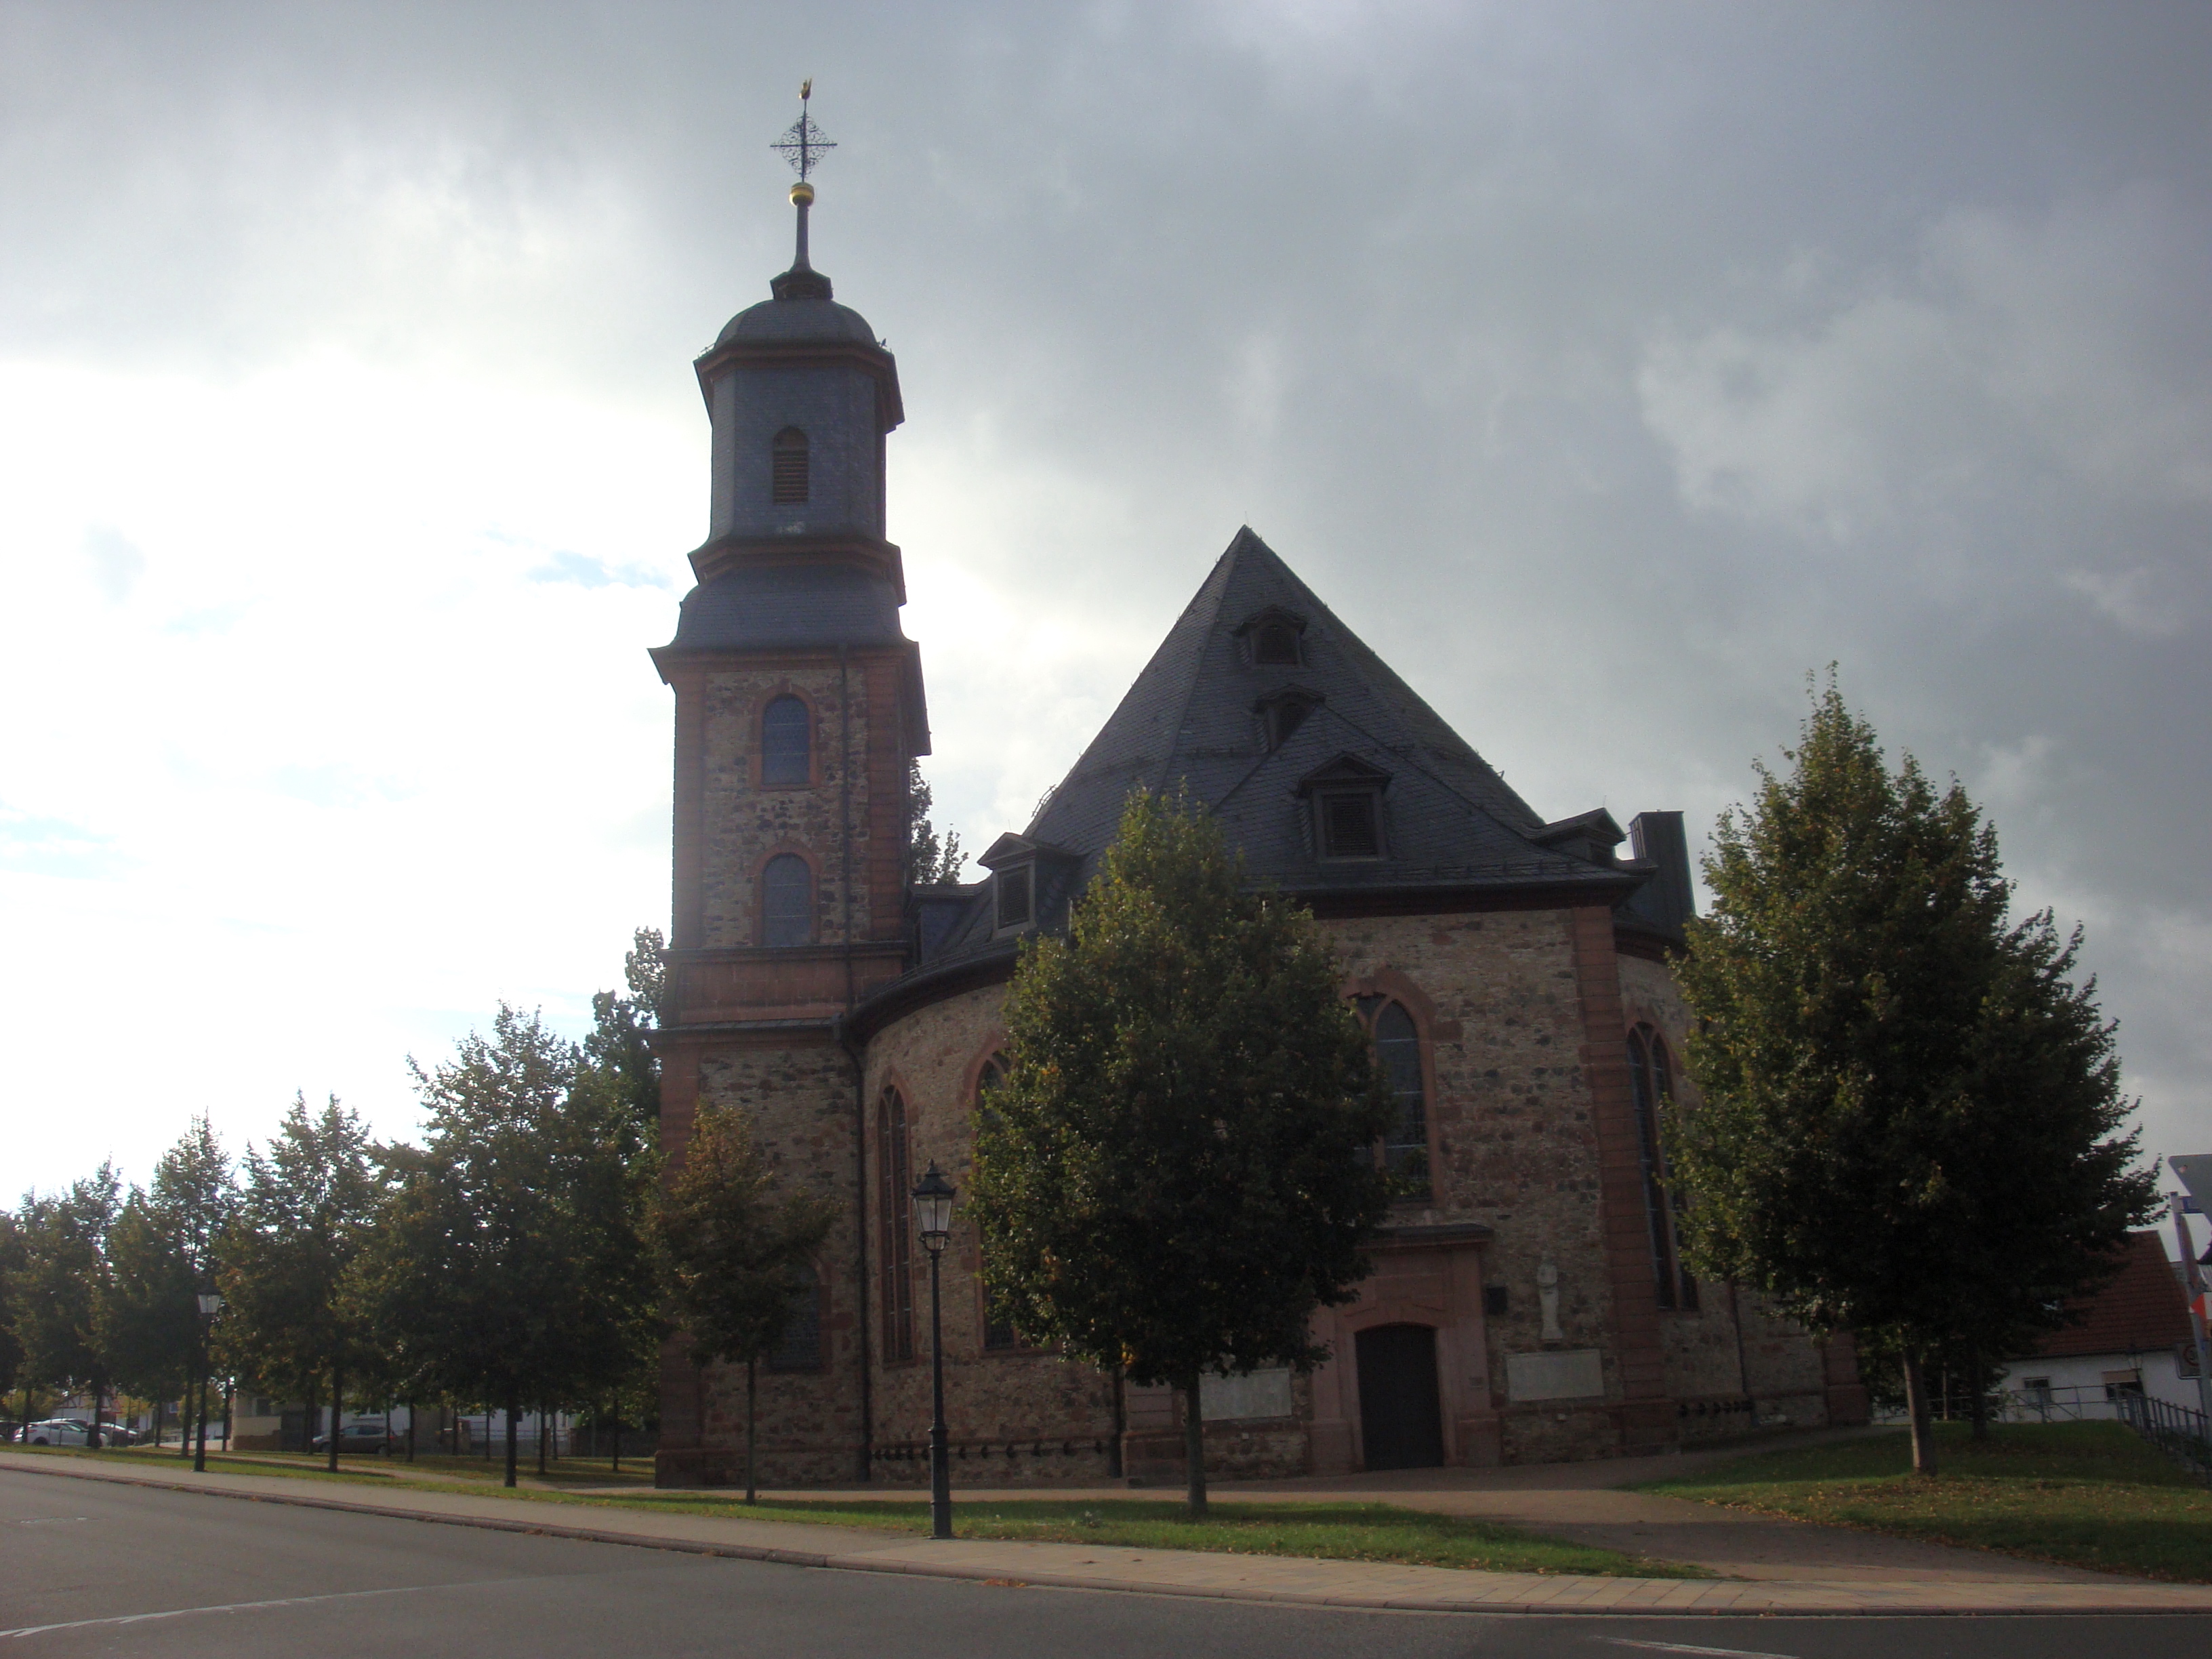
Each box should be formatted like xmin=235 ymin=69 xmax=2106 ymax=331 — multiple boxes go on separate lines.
xmin=911 ymin=1162 xmax=956 ymax=1540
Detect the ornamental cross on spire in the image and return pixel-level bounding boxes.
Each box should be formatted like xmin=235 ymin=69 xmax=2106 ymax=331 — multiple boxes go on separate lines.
xmin=772 ymin=79 xmax=836 ymax=182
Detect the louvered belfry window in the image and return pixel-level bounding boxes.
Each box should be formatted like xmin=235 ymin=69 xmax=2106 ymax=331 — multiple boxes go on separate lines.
xmin=772 ymin=427 xmax=810 ymax=504
xmin=761 ymin=854 xmax=814 ymax=947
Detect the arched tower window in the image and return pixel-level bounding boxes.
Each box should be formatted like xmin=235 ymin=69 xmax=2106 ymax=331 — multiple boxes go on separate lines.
xmin=1628 ymin=1025 xmax=1697 ymax=1311
xmin=878 ymin=1087 xmax=914 ymax=1364
xmin=772 ymin=428 xmax=810 ymax=504
xmin=974 ymin=1054 xmax=1021 ymax=1351
xmin=761 ymin=695 xmax=811 ymax=785
xmin=760 ymin=854 xmax=815 ymax=947
xmin=1354 ymin=996 xmax=1431 ymax=1195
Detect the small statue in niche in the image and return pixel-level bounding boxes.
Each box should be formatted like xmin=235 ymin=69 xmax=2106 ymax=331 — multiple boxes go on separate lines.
xmin=1537 ymin=1256 xmax=1563 ymax=1345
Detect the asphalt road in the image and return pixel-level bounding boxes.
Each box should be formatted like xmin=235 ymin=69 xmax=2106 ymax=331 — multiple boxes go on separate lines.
xmin=1 ymin=1467 xmax=2204 ymax=1658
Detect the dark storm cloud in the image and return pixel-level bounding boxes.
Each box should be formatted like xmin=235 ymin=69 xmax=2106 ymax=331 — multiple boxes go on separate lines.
xmin=3 ymin=1 xmax=2207 ymax=1164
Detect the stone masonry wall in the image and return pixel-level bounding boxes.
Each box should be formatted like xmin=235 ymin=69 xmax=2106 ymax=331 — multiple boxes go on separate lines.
xmin=861 ymin=983 xmax=1122 ymax=1486
xmin=698 ymin=664 xmax=874 ymax=950
xmin=1325 ymin=909 xmax=1632 ymax=1464
xmin=659 ymin=1033 xmax=865 ymax=1488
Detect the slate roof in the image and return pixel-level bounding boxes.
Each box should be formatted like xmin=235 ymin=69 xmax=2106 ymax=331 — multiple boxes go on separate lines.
xmin=714 ymin=293 xmax=881 ymax=350
xmin=878 ymin=528 xmax=1643 ymax=998
xmin=663 ymin=562 xmax=908 ymax=654
xmin=2028 ymin=1231 xmax=2194 ymax=1361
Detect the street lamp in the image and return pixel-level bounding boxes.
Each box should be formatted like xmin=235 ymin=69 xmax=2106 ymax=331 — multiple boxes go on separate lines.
xmin=192 ymin=1292 xmax=224 ymax=1473
xmin=912 ymin=1162 xmax=956 ymax=1540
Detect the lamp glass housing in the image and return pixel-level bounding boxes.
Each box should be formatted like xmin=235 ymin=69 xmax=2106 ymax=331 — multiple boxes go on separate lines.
xmin=197 ymin=1292 xmax=225 ymax=1317
xmin=912 ymin=1163 xmax=956 ymax=1252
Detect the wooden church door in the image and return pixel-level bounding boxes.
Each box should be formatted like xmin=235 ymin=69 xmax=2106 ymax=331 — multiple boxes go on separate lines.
xmin=1355 ymin=1323 xmax=1446 ymax=1471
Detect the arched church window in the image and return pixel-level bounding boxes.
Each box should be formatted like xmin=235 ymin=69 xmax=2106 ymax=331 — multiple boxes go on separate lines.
xmin=772 ymin=428 xmax=810 ymax=504
xmin=761 ymin=854 xmax=815 ymax=947
xmin=878 ymin=1087 xmax=914 ymax=1363
xmin=761 ymin=695 xmax=810 ymax=785
xmin=1628 ymin=1025 xmax=1696 ymax=1311
xmin=1353 ymin=996 xmax=1431 ymax=1196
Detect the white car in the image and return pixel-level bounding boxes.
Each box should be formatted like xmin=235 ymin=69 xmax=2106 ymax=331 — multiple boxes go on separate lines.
xmin=18 ymin=1419 xmax=90 ymax=1446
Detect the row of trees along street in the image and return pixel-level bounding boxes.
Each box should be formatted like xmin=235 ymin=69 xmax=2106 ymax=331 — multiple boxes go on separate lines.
xmin=0 ymin=930 xmax=819 ymax=1488
xmin=0 ymin=705 xmax=2159 ymax=1505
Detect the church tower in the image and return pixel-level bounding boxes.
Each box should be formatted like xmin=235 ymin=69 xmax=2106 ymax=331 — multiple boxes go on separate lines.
xmin=651 ymin=90 xmax=926 ymax=1483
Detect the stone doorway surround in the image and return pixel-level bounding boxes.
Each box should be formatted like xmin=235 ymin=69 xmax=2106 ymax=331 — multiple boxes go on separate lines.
xmin=1309 ymin=1221 xmax=1496 ymax=1472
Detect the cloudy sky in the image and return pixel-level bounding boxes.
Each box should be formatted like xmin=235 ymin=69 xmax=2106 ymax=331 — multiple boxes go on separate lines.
xmin=3 ymin=1 xmax=2207 ymax=1204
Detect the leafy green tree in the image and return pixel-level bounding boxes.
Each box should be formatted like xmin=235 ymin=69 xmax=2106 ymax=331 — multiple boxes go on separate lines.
xmin=0 ymin=1206 xmax=30 ymax=1432
xmin=1669 ymin=680 xmax=2157 ymax=1474
xmin=969 ymin=790 xmax=1393 ymax=1516
xmin=365 ymin=1006 xmax=657 ymax=1487
xmin=13 ymin=1167 xmax=120 ymax=1444
xmin=655 ymin=1101 xmax=837 ymax=1502
xmin=585 ymin=926 xmax=665 ymax=1150
xmin=906 ymin=762 xmax=966 ymax=885
xmin=102 ymin=1118 xmax=236 ymax=1460
xmin=220 ymin=1096 xmax=383 ymax=1472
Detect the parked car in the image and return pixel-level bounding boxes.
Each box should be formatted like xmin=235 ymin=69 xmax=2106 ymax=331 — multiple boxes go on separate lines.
xmin=18 ymin=1419 xmax=90 ymax=1446
xmin=310 ymin=1422 xmax=393 ymax=1455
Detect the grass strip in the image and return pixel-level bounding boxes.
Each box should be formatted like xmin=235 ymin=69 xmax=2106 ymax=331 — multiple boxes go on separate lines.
xmin=6 ymin=1446 xmax=1697 ymax=1578
xmin=1641 ymin=1420 xmax=2212 ymax=1582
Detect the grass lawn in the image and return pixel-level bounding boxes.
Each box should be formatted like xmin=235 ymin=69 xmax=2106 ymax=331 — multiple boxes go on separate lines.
xmin=550 ymin=1492 xmax=1708 ymax=1577
xmin=1641 ymin=1420 xmax=2212 ymax=1582
xmin=3 ymin=1445 xmax=1696 ymax=1578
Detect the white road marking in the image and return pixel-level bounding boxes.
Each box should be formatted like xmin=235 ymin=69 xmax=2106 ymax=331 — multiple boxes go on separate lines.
xmin=1600 ymin=1641 xmax=1798 ymax=1659
xmin=0 ymin=1578 xmax=528 ymax=1641
xmin=4 ymin=1518 xmax=85 ymax=1526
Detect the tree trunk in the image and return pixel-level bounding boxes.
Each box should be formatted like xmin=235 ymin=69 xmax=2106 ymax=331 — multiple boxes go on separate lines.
xmin=223 ymin=1382 xmax=233 ymax=1454
xmin=193 ymin=1376 xmax=210 ymax=1471
xmin=327 ymin=1361 xmax=343 ymax=1473
xmin=1967 ymin=1340 xmax=1990 ymax=1441
xmin=406 ymin=1401 xmax=416 ymax=1462
xmin=504 ymin=1391 xmax=519 ymax=1488
xmin=537 ymin=1405 xmax=549 ymax=1476
xmin=87 ymin=1381 xmax=104 ymax=1450
xmin=610 ymin=1400 xmax=621 ymax=1476
xmin=1901 ymin=1344 xmax=1938 ymax=1475
xmin=1108 ymin=1367 xmax=1125 ymax=1480
xmin=179 ymin=1382 xmax=196 ymax=1459
xmin=745 ymin=1357 xmax=758 ymax=1504
xmin=304 ymin=1377 xmax=319 ymax=1459
xmin=153 ymin=1399 xmax=163 ymax=1450
xmin=1181 ymin=1374 xmax=1208 ymax=1519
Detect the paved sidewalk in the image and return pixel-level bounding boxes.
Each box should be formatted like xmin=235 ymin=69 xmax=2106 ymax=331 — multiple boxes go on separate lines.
xmin=5 ymin=1449 xmax=2209 ymax=1616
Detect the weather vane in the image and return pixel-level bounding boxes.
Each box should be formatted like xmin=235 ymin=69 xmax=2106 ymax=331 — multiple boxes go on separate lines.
xmin=772 ymin=79 xmax=836 ymax=183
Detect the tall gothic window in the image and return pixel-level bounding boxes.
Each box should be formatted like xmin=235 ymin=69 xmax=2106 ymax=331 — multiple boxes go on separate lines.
xmin=974 ymin=1054 xmax=1021 ymax=1351
xmin=1354 ymin=996 xmax=1431 ymax=1195
xmin=761 ymin=855 xmax=814 ymax=947
xmin=772 ymin=427 xmax=810 ymax=504
xmin=878 ymin=1087 xmax=914 ymax=1363
xmin=761 ymin=695 xmax=810 ymax=785
xmin=1628 ymin=1025 xmax=1697 ymax=1311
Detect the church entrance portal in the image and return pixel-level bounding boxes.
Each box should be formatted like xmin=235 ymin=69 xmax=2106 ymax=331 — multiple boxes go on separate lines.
xmin=1355 ymin=1323 xmax=1445 ymax=1470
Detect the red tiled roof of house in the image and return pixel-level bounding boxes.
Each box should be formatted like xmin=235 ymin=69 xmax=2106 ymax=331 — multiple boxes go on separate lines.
xmin=2030 ymin=1230 xmax=2194 ymax=1358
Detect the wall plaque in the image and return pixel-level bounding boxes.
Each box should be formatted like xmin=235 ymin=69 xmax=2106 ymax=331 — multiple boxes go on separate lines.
xmin=1505 ymin=1349 xmax=1604 ymax=1403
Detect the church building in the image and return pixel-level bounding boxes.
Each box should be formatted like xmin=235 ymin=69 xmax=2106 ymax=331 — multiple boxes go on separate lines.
xmin=650 ymin=146 xmax=1866 ymax=1488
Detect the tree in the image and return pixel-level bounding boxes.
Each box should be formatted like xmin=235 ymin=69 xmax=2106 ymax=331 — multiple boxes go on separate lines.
xmin=1668 ymin=680 xmax=2158 ymax=1474
xmin=14 ymin=1167 xmax=120 ymax=1445
xmin=365 ymin=1006 xmax=657 ymax=1488
xmin=220 ymin=1097 xmax=382 ymax=1473
xmin=0 ymin=1207 xmax=29 ymax=1432
xmin=906 ymin=762 xmax=966 ymax=885
xmin=655 ymin=1102 xmax=838 ymax=1502
xmin=585 ymin=926 xmax=665 ymax=1151
xmin=102 ymin=1118 xmax=235 ymax=1462
xmin=969 ymin=790 xmax=1393 ymax=1517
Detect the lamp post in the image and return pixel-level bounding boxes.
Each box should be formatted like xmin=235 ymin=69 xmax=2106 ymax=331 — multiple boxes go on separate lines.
xmin=912 ymin=1162 xmax=956 ymax=1541
xmin=193 ymin=1292 xmax=224 ymax=1473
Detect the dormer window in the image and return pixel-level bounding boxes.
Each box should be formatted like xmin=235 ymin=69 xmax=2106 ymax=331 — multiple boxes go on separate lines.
xmin=1254 ymin=687 xmax=1323 ymax=752
xmin=1235 ymin=605 xmax=1308 ymax=668
xmin=996 ymin=863 xmax=1033 ymax=929
xmin=1298 ymin=754 xmax=1393 ymax=861
xmin=1319 ymin=790 xmax=1381 ymax=857
xmin=772 ymin=428 xmax=810 ymax=504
